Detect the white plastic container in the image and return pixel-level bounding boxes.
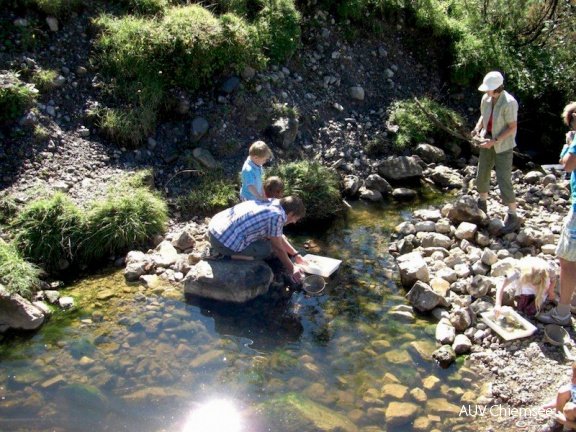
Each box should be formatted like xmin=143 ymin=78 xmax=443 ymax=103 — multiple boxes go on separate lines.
xmin=301 ymin=254 xmax=342 ymax=277
xmin=480 ymin=307 xmax=538 ymax=341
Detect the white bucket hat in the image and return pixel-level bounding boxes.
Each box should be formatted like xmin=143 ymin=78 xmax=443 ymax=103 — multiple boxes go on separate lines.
xmin=478 ymin=71 xmax=504 ymax=92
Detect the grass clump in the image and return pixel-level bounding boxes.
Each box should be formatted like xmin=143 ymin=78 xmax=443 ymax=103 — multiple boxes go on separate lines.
xmin=82 ymin=186 xmax=168 ymax=263
xmin=11 ymin=192 xmax=84 ymax=272
xmin=0 ymin=71 xmax=38 ymax=122
xmin=31 ymin=68 xmax=59 ymax=92
xmin=256 ymin=0 xmax=301 ymax=63
xmin=178 ymin=170 xmax=239 ymax=216
xmin=268 ymin=161 xmax=342 ymax=221
xmin=388 ymin=98 xmax=465 ymax=151
xmin=0 ymin=240 xmax=41 ymax=298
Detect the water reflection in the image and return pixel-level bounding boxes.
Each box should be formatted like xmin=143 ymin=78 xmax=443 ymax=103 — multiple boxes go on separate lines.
xmin=183 ymin=399 xmax=242 ymax=432
xmin=0 ymin=200 xmax=476 ymax=432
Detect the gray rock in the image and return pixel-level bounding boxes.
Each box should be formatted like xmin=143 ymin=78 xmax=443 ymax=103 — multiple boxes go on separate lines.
xmin=450 ymin=309 xmax=472 ymax=331
xmin=46 ymin=16 xmax=58 ymax=32
xmin=377 ymin=156 xmax=423 ymax=180
xmin=406 ymin=280 xmax=449 ymax=311
xmin=432 ymin=344 xmax=456 ymax=367
xmin=358 ymin=186 xmax=383 ymax=201
xmin=442 ymin=195 xmax=487 ymax=226
xmin=184 ymin=260 xmax=273 ymax=303
xmin=0 ymin=285 xmax=45 ymax=331
xmin=414 ymin=143 xmax=445 ymax=164
xmin=454 ymin=222 xmax=477 ymax=240
xmin=190 ymin=117 xmax=209 ymax=142
xmin=220 ymin=76 xmax=241 ymax=94
xmin=193 ymin=147 xmax=220 ymax=169
xmin=397 ymin=252 xmax=430 ymax=286
xmin=452 ymin=334 xmax=473 ymax=355
xmin=435 ymin=319 xmax=456 ymax=345
xmin=342 ymin=175 xmax=361 ymax=197
xmin=268 ymin=117 xmax=299 ymax=149
xmin=364 ymin=173 xmax=392 ymax=194
xmin=392 ymin=188 xmax=417 ymax=201
xmin=151 ymin=241 xmax=179 ymax=268
xmin=467 ymin=274 xmax=493 ymax=298
xmin=524 ymin=171 xmax=544 ymax=184
xmin=349 ymin=86 xmax=365 ymax=100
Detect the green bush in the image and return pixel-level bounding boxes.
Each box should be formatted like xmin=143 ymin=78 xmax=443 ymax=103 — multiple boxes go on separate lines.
xmin=178 ymin=171 xmax=239 ymax=216
xmin=81 ymin=187 xmax=168 ymax=263
xmin=11 ymin=192 xmax=84 ymax=272
xmin=268 ymin=161 xmax=342 ymax=221
xmin=0 ymin=71 xmax=39 ymax=122
xmin=388 ymin=98 xmax=465 ymax=150
xmin=117 ymin=0 xmax=168 ymax=15
xmin=256 ymin=0 xmax=301 ymax=63
xmin=33 ymin=0 xmax=84 ymax=16
xmin=0 ymin=240 xmax=41 ymax=298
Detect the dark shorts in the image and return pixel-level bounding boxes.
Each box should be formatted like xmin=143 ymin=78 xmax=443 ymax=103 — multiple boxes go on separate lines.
xmin=516 ymin=294 xmax=537 ymax=316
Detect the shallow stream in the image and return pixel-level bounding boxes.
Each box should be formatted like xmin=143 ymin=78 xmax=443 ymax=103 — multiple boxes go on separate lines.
xmin=0 ymin=199 xmax=477 ymax=432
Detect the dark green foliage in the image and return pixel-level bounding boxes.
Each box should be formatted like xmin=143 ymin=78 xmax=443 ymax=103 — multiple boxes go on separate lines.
xmin=82 ymin=188 xmax=168 ymax=263
xmin=388 ymin=98 xmax=465 ymax=150
xmin=268 ymin=161 xmax=343 ymax=221
xmin=178 ymin=171 xmax=239 ymax=215
xmin=116 ymin=0 xmax=168 ymax=15
xmin=11 ymin=193 xmax=84 ymax=272
xmin=0 ymin=71 xmax=38 ymax=122
xmin=256 ymin=0 xmax=301 ymax=63
xmin=0 ymin=240 xmax=41 ymax=298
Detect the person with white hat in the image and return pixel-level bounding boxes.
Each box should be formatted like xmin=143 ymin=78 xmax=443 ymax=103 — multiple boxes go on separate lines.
xmin=471 ymin=71 xmax=520 ymax=235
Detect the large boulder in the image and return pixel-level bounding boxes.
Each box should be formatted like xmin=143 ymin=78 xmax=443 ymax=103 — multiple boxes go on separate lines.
xmin=184 ymin=260 xmax=273 ymax=303
xmin=377 ymin=156 xmax=423 ymax=181
xmin=442 ymin=195 xmax=487 ymax=226
xmin=0 ymin=285 xmax=45 ymax=331
xmin=406 ymin=280 xmax=449 ymax=312
xmin=396 ymin=252 xmax=430 ymax=286
xmin=429 ymin=166 xmax=463 ymax=189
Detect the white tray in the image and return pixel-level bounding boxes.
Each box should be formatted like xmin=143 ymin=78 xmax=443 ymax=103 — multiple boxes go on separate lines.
xmin=301 ymin=254 xmax=342 ymax=277
xmin=481 ymin=307 xmax=538 ymax=341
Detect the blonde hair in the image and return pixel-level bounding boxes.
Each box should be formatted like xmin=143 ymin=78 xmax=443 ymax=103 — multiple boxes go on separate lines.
xmin=518 ymin=256 xmax=550 ymax=312
xmin=249 ymin=140 xmax=272 ymax=158
xmin=562 ymin=102 xmax=576 ymax=127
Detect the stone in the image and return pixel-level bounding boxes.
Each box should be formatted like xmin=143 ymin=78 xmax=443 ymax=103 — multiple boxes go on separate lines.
xmin=184 ymin=260 xmax=273 ymax=303
xmin=432 ymin=345 xmax=456 ymax=367
xmin=452 ymin=334 xmax=473 ymax=354
xmin=442 ymin=195 xmax=487 ymax=226
xmin=406 ymin=280 xmax=449 ymax=312
xmin=46 ymin=16 xmax=58 ymax=31
xmin=392 ymin=188 xmax=418 ymax=201
xmin=171 ymin=229 xmax=196 ymax=250
xmin=385 ymin=402 xmax=419 ymax=427
xmin=267 ymin=117 xmax=299 ymax=149
xmin=364 ymin=174 xmax=392 ymax=194
xmin=192 ymin=147 xmax=220 ymax=169
xmin=414 ymin=143 xmax=445 ymax=164
xmin=349 ymin=86 xmax=365 ymax=100
xmin=151 ymin=241 xmax=179 ymax=268
xmin=219 ymin=76 xmax=241 ymax=94
xmin=190 ymin=116 xmax=209 ymax=142
xmin=450 ymin=309 xmax=472 ymax=331
xmin=435 ymin=318 xmax=456 ymax=344
xmin=481 ymin=248 xmax=498 ymax=266
xmin=454 ymin=222 xmax=477 ymax=240
xmin=342 ymin=175 xmax=361 ymax=197
xmin=377 ymin=156 xmax=423 ymax=181
xmin=467 ymin=274 xmax=493 ymax=297
xmin=490 ymin=257 xmax=517 ymax=277
xmin=429 ymin=165 xmax=463 ymax=189
xmin=358 ymin=187 xmax=383 ymax=202
xmin=381 ymin=383 xmax=409 ymax=399
xmin=410 ymin=388 xmax=427 ymax=403
xmin=0 ymin=285 xmax=45 ymax=331
xmin=397 ymin=252 xmax=430 ymax=286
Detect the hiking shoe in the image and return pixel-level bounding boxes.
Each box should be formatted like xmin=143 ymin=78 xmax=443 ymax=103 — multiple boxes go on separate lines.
xmin=536 ymin=307 xmax=572 ymax=326
xmin=499 ymin=213 xmax=521 ymax=235
xmin=541 ymin=418 xmax=564 ymax=432
xmin=477 ymin=198 xmax=487 ymax=214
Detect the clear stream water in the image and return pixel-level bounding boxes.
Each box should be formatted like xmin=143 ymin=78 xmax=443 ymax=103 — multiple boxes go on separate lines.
xmin=0 ymin=199 xmax=477 ymax=432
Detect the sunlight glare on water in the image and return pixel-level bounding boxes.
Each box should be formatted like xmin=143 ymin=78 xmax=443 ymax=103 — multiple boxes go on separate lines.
xmin=182 ymin=400 xmax=242 ymax=432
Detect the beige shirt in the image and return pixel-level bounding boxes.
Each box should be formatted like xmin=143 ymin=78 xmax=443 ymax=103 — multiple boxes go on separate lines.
xmin=480 ymin=90 xmax=518 ymax=153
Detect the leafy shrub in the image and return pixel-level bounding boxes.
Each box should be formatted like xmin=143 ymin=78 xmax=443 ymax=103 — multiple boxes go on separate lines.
xmin=0 ymin=240 xmax=41 ymax=298
xmin=267 ymin=161 xmax=342 ymax=221
xmin=11 ymin=192 xmax=84 ymax=272
xmin=256 ymin=0 xmax=301 ymax=63
xmin=116 ymin=0 xmax=168 ymax=15
xmin=388 ymin=98 xmax=465 ymax=150
xmin=24 ymin=0 xmax=86 ymax=16
xmin=81 ymin=187 xmax=168 ymax=263
xmin=0 ymin=71 xmax=38 ymax=122
xmin=178 ymin=171 xmax=239 ymax=215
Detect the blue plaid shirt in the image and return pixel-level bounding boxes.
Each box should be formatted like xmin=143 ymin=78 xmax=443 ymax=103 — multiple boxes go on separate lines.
xmin=208 ymin=200 xmax=286 ymax=252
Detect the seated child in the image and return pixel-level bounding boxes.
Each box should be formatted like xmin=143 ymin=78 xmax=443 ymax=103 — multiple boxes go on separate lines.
xmin=541 ymin=360 xmax=576 ymax=432
xmin=494 ymin=256 xmax=556 ymax=318
xmin=240 ymin=140 xmax=273 ymax=202
xmin=263 ymin=176 xmax=284 ymax=199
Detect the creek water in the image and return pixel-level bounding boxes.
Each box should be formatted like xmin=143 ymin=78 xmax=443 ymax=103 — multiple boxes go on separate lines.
xmin=0 ymin=199 xmax=477 ymax=432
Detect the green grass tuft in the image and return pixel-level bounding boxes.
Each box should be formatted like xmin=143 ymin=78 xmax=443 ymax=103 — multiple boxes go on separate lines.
xmin=0 ymin=240 xmax=42 ymax=298
xmin=178 ymin=170 xmax=239 ymax=216
xmin=0 ymin=71 xmax=39 ymax=122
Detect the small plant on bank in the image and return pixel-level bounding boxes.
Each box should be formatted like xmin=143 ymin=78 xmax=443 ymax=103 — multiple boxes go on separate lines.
xmin=0 ymin=239 xmax=41 ymax=298
xmin=267 ymin=161 xmax=343 ymax=221
xmin=388 ymin=98 xmax=466 ymax=151
xmin=31 ymin=68 xmax=59 ymax=92
xmin=11 ymin=192 xmax=84 ymax=272
xmin=178 ymin=170 xmax=239 ymax=216
xmin=0 ymin=71 xmax=38 ymax=122
xmin=81 ymin=187 xmax=168 ymax=263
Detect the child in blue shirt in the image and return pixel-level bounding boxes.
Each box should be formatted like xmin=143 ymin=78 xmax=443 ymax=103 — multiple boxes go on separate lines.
xmin=240 ymin=141 xmax=273 ymax=202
